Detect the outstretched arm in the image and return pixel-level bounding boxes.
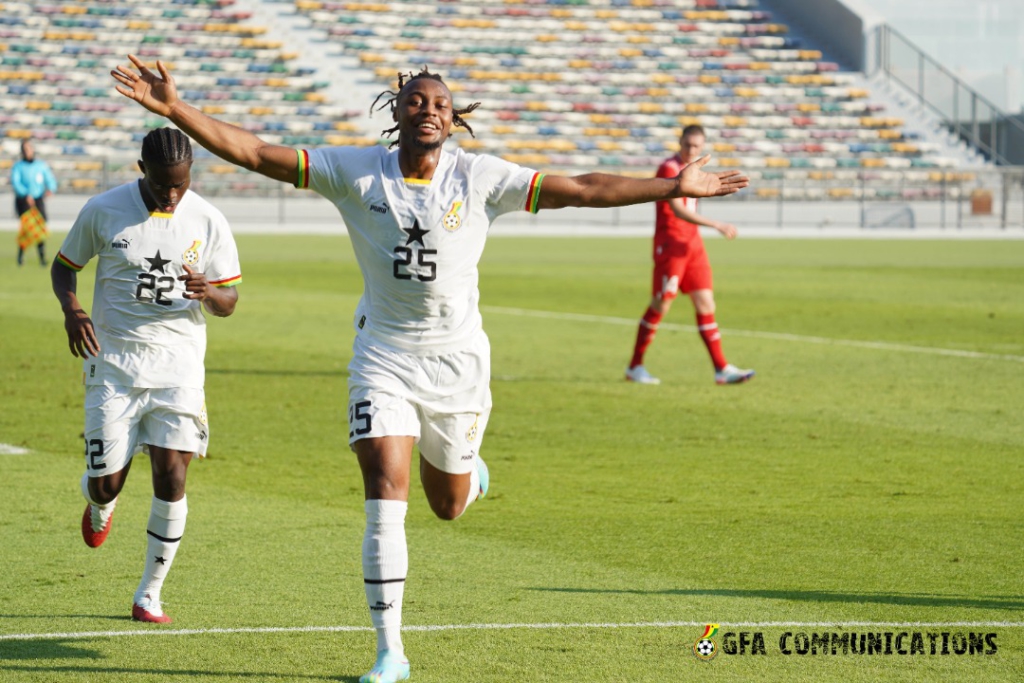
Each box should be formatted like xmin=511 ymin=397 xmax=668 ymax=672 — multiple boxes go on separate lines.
xmin=111 ymin=55 xmax=299 ymax=186
xmin=537 ymin=155 xmax=748 ymax=211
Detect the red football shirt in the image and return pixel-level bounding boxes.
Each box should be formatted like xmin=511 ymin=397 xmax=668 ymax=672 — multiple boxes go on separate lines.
xmin=654 ymin=155 xmax=701 ymax=253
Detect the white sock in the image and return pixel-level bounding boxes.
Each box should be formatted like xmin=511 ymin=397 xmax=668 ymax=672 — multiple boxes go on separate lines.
xmin=463 ymin=461 xmax=481 ymax=511
xmin=363 ymin=499 xmax=408 ymax=655
xmin=80 ymin=473 xmax=97 ymax=504
xmin=81 ymin=473 xmax=116 ymax=531
xmin=135 ymin=496 xmax=188 ymax=605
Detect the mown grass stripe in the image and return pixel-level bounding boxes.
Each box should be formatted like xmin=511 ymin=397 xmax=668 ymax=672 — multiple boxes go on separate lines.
xmin=4 ymin=620 xmax=1024 ymax=642
xmin=482 ymin=306 xmax=1024 ymax=363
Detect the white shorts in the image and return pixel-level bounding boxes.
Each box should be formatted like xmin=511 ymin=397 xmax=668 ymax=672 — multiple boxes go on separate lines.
xmin=83 ymin=385 xmax=209 ymax=477
xmin=347 ymin=332 xmax=492 ymax=475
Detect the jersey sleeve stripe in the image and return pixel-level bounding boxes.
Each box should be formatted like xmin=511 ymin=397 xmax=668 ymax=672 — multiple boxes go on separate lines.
xmin=295 ymin=149 xmax=310 ymax=189
xmin=56 ymin=252 xmax=84 ymax=271
xmin=210 ymin=274 xmax=242 ymax=287
xmin=525 ymin=172 xmax=544 ymax=214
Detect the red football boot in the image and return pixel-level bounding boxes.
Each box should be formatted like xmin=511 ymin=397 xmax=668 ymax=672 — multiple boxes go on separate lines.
xmin=132 ymin=594 xmax=172 ymax=624
xmin=81 ymin=503 xmax=115 ymax=548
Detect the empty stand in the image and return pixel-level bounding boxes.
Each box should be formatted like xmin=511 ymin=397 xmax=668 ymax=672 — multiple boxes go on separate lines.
xmin=0 ymin=0 xmax=365 ymax=194
xmin=0 ymin=0 xmax=971 ymax=199
xmin=295 ymin=0 xmax=961 ymax=188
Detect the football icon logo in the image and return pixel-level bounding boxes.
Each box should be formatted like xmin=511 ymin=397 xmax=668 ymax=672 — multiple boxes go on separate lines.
xmin=442 ymin=201 xmax=463 ymax=232
xmin=692 ymin=624 xmax=719 ymax=661
xmin=182 ymin=240 xmax=202 ymax=266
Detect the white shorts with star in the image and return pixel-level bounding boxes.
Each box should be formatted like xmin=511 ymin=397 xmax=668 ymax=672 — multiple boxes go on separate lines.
xmin=347 ymin=332 xmax=491 ymax=475
xmin=83 ymin=385 xmax=209 ymax=476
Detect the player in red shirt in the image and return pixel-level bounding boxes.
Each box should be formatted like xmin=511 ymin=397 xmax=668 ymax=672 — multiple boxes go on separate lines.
xmin=626 ymin=125 xmax=755 ymax=385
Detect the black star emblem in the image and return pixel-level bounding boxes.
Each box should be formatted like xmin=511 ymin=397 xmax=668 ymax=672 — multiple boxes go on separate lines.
xmin=401 ymin=219 xmax=429 ymax=247
xmin=155 ymin=556 xmax=167 ymax=565
xmin=144 ymin=251 xmax=172 ymax=274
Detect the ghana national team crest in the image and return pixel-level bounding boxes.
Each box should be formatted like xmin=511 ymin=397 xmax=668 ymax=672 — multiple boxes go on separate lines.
xmin=693 ymin=623 xmax=720 ymax=661
xmin=442 ymin=201 xmax=464 ymax=232
xmin=182 ymin=240 xmax=202 ymax=266
xmin=465 ymin=414 xmax=479 ymax=443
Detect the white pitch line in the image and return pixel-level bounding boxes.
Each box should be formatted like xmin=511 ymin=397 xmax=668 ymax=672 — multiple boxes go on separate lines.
xmin=0 ymin=443 xmax=30 ymax=455
xmin=482 ymin=306 xmax=1024 ymax=363
xmin=3 ymin=620 xmax=1023 ymax=642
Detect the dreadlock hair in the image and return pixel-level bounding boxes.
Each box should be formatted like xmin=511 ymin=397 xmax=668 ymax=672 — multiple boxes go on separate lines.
xmin=370 ymin=67 xmax=481 ymax=149
xmin=141 ymin=127 xmax=193 ymax=167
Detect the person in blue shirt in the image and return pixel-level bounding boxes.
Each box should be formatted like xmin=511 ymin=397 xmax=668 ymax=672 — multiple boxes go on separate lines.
xmin=12 ymin=139 xmax=58 ymax=266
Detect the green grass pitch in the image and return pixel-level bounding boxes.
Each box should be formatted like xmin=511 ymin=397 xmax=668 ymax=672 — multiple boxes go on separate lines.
xmin=1 ymin=234 xmax=1022 ymax=682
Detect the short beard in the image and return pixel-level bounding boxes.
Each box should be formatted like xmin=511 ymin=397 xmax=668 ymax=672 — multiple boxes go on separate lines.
xmin=409 ymin=136 xmax=444 ymax=152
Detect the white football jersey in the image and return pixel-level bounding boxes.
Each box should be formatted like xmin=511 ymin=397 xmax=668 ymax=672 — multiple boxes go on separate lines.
xmin=297 ymin=146 xmax=542 ymax=355
xmin=57 ymin=182 xmax=242 ymax=388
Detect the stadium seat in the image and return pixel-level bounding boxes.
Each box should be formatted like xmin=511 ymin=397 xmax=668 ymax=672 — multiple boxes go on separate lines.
xmin=1 ymin=0 xmax=957 ymax=196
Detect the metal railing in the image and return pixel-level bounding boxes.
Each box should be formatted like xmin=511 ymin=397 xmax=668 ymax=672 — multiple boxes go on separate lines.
xmin=16 ymin=162 xmax=1023 ymax=231
xmin=747 ymin=166 xmax=1024 ymax=230
xmin=874 ymin=24 xmax=1024 ymax=165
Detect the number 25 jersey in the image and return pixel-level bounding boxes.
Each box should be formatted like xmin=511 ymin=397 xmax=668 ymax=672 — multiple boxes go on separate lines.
xmin=297 ymin=146 xmax=542 ymax=355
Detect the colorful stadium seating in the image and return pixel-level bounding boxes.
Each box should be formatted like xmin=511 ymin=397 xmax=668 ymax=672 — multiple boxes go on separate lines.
xmin=0 ymin=0 xmax=965 ymax=198
xmin=292 ymin=0 xmax=956 ymax=179
xmin=0 ymin=0 xmax=365 ymax=193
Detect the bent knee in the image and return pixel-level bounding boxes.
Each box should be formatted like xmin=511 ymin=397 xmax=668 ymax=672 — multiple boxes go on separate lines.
xmin=90 ymin=479 xmax=122 ymax=505
xmin=649 ymin=297 xmax=671 ymax=316
xmin=428 ymin=498 xmax=467 ymax=521
xmin=151 ymin=467 xmax=189 ymax=501
xmin=92 ymin=487 xmax=119 ymax=506
xmin=690 ymin=292 xmax=716 ymax=314
xmin=154 ymin=480 xmax=187 ymax=501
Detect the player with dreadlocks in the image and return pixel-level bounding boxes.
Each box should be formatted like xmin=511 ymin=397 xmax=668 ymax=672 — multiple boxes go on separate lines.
xmin=111 ymin=55 xmax=747 ymax=682
xmin=371 ymin=67 xmax=481 ymax=147
xmin=52 ymin=126 xmax=242 ymax=624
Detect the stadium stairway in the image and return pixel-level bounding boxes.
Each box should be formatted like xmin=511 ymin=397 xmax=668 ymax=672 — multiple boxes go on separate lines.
xmin=756 ymin=0 xmax=983 ymax=169
xmin=861 ymin=70 xmax=987 ymax=168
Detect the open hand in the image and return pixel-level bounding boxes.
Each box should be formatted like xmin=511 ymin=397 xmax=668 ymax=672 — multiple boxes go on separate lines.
xmin=111 ymin=55 xmax=178 ymax=117
xmin=63 ymin=308 xmax=100 ymax=358
xmin=715 ymin=222 xmax=738 ymax=239
xmin=678 ymin=155 xmax=749 ymax=198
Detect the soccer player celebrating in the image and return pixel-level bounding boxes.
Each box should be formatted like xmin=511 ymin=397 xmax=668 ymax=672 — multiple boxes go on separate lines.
xmin=111 ymin=55 xmax=746 ymax=682
xmin=51 ymin=128 xmax=242 ymax=624
xmin=625 ymin=124 xmax=755 ymax=386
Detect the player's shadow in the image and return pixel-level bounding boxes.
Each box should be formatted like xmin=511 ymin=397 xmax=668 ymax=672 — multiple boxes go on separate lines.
xmin=0 ymin=664 xmax=350 ymax=680
xmin=490 ymin=375 xmax=622 ymax=384
xmin=206 ymin=368 xmax=348 ymax=377
xmin=0 ymin=614 xmax=125 ymax=621
xmin=530 ymin=587 xmax=1024 ymax=611
xmin=0 ymin=639 xmax=99 ymax=662
xmin=0 ymin=639 xmax=361 ymax=682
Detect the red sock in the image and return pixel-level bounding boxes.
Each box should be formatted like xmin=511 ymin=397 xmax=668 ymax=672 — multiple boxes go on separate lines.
xmin=697 ymin=312 xmax=728 ymax=370
xmin=629 ymin=306 xmax=663 ymax=368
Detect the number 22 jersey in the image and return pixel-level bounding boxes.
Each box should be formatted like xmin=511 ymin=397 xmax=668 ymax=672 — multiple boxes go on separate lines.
xmin=57 ymin=182 xmax=242 ymax=388
xmin=297 ymin=146 xmax=543 ymax=355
